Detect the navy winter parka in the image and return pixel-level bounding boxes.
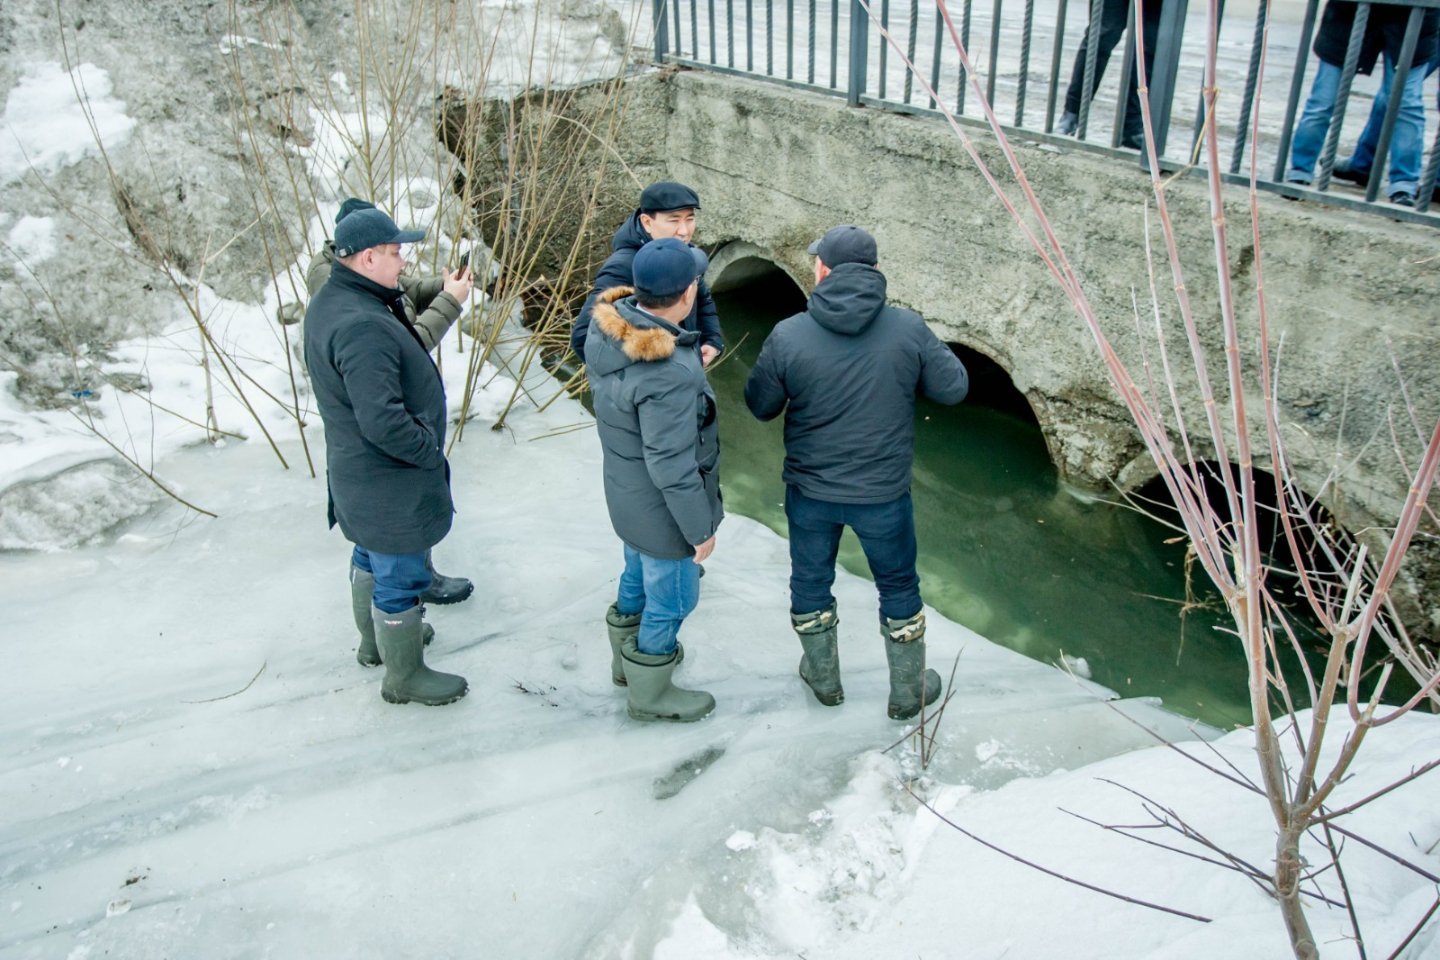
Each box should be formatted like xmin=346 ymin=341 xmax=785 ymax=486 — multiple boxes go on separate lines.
xmin=304 ymin=262 xmax=453 ymax=555
xmin=570 ymin=212 xmax=725 ymax=357
xmin=585 ymin=287 xmax=724 ymax=559
xmin=744 ymin=262 xmax=969 ymax=504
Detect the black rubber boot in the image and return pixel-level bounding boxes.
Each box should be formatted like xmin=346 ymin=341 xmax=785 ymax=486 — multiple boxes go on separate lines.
xmin=351 ymin=565 xmax=431 ymax=666
xmin=792 ymin=603 xmax=843 ymax=706
xmin=882 ymin=612 xmax=942 ymax=720
xmin=421 ymin=553 xmax=473 ymax=605
xmin=620 ymin=637 xmax=714 ymax=722
xmin=373 ymin=605 xmax=467 ymax=706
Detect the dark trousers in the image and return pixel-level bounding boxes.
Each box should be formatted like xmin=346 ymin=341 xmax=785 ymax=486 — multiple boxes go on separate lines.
xmin=1063 ymin=0 xmax=1163 ymax=142
xmin=786 ymin=486 xmax=922 ymax=622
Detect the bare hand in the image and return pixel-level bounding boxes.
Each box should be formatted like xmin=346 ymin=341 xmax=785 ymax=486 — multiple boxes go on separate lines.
xmin=700 ymin=345 xmax=720 ymax=368
xmin=692 ymin=535 xmax=716 ymax=564
xmin=443 ymin=266 xmax=474 ymax=304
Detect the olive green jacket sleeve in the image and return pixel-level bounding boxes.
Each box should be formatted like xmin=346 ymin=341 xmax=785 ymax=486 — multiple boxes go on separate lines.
xmin=400 ymin=275 xmax=463 ymax=352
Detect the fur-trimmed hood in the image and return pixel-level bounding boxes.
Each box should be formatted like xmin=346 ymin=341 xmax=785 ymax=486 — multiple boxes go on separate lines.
xmin=586 ymin=287 xmax=700 ymax=376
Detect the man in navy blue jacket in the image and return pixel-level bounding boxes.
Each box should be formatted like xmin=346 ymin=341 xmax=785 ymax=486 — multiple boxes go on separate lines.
xmin=745 ymin=226 xmax=968 ymax=720
xmin=571 ymin=181 xmax=725 ymax=365
xmin=304 ymin=207 xmax=467 ymax=707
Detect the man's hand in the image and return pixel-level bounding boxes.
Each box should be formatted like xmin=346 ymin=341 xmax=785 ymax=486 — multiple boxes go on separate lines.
xmin=700 ymin=345 xmax=720 ymax=368
xmin=692 ymin=535 xmax=717 ymax=564
xmin=443 ymin=266 xmax=474 ymax=304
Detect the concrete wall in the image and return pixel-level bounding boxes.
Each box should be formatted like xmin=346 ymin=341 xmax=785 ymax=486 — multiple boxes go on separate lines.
xmin=481 ymin=68 xmax=1440 ymax=634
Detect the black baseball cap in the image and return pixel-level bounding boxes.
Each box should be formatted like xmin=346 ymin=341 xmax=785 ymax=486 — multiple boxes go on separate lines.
xmin=633 ymin=238 xmax=710 ymax=298
xmin=333 ymin=208 xmax=426 ymax=258
xmin=808 ymin=224 xmax=878 ymax=267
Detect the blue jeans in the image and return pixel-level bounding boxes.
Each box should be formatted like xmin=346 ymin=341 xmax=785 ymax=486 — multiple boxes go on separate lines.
xmin=1288 ymin=57 xmax=1427 ymax=195
xmin=352 ymin=546 xmax=431 ymax=613
xmin=615 ymin=544 xmax=700 ymax=655
xmin=1346 ymin=51 xmax=1440 ymax=193
xmin=785 ymin=486 xmax=921 ymax=622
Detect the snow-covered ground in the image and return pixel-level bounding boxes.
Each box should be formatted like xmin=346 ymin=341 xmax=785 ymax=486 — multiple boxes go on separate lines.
xmin=3 ymin=14 xmax=1439 ymax=960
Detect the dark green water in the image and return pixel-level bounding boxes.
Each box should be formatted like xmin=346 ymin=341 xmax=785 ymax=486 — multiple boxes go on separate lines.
xmin=709 ymin=276 xmax=1254 ymax=729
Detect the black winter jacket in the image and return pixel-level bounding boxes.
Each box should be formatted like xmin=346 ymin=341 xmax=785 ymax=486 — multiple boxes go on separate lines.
xmin=1314 ymin=1 xmax=1438 ymax=75
xmin=744 ymin=263 xmax=969 ymax=504
xmin=304 ymin=262 xmax=453 ymax=555
xmin=585 ymin=287 xmax=724 ymax=559
xmin=571 ymin=213 xmax=725 ymax=357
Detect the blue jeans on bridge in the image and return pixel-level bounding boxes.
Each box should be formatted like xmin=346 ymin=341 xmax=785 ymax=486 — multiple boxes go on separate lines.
xmin=616 ymin=544 xmax=701 ymax=656
xmin=352 ymin=546 xmax=431 ymax=614
xmin=1341 ymin=50 xmax=1440 ymax=191
xmin=1287 ymin=56 xmax=1429 ymax=197
xmin=785 ymin=486 xmax=922 ymax=623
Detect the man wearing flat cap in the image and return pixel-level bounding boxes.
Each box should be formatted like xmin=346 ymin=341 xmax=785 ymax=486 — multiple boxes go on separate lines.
xmin=304 ymin=206 xmax=468 ymax=707
xmin=585 ymin=237 xmax=723 ymax=723
xmin=571 ymin=181 xmax=724 ymax=366
xmin=745 ymin=225 xmax=969 ymax=721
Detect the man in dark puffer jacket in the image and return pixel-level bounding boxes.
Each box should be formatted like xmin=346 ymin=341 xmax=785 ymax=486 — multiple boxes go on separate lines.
xmin=585 ymin=239 xmax=723 ymax=723
xmin=571 ymin=181 xmax=724 ymax=365
xmin=745 ymin=225 xmax=968 ymax=721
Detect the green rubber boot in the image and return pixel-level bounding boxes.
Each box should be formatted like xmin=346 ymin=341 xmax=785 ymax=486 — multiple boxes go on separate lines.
xmin=372 ymin=605 xmax=467 ymax=706
xmin=620 ymin=637 xmax=714 ymax=722
xmin=605 ymin=604 xmax=684 ymax=687
xmin=882 ymin=612 xmax=942 ymax=720
xmin=792 ymin=603 xmax=844 ymax=706
xmin=351 ymin=566 xmax=431 ymax=667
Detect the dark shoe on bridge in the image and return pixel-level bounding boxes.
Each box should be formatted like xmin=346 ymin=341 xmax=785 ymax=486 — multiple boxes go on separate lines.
xmin=1390 ymin=190 xmax=1416 ymax=208
xmin=1056 ymin=110 xmax=1078 ymax=136
xmin=1331 ymin=163 xmax=1369 ymax=188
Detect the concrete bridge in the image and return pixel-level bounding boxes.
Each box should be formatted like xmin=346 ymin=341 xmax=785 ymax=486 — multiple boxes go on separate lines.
xmin=469 ymin=68 xmax=1440 ymax=635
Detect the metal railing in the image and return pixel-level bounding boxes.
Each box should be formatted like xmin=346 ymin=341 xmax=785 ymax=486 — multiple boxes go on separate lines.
xmin=652 ymin=0 xmax=1440 ymax=222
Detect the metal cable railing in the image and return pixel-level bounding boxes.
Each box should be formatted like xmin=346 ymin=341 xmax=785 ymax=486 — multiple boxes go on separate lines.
xmin=654 ymin=0 xmax=1440 ymax=223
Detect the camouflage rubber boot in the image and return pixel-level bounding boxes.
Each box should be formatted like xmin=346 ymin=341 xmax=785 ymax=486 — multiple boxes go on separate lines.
xmin=620 ymin=637 xmax=714 ymax=722
xmin=372 ymin=605 xmax=468 ymax=706
xmin=882 ymin=612 xmax=942 ymax=720
xmin=605 ymin=605 xmax=684 ymax=687
xmin=351 ymin=565 xmax=431 ymax=667
xmin=791 ymin=603 xmax=843 ymax=706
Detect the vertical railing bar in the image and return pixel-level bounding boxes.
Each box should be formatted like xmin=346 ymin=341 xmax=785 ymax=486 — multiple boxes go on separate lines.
xmin=751 ymin=0 xmax=760 ymax=70
xmin=654 ymin=0 xmax=671 ymax=61
xmin=1076 ymin=0 xmax=1103 ymax=138
xmin=1229 ymin=0 xmax=1268 ymax=174
xmin=879 ymin=0 xmax=891 ymax=98
xmin=905 ymin=0 xmax=919 ymax=103
xmin=727 ymin=0 xmax=736 ymax=66
xmin=674 ymin=0 xmax=685 ymax=59
xmin=930 ymin=2 xmax=944 ymax=109
xmin=1016 ymin=0 xmax=1034 ymax=126
xmin=848 ymin=0 xmax=870 ymax=105
xmin=1111 ymin=0 xmax=1137 ymax=148
xmin=1316 ymin=4 xmax=1370 ymax=192
xmin=1273 ymin=0 xmax=1321 ymax=181
xmin=1417 ymin=113 xmax=1440 ymax=213
xmin=1045 ymin=0 xmax=1069 ymax=131
xmin=830 ymin=0 xmax=840 ymax=88
xmin=957 ymin=0 xmax=972 ymax=113
xmin=809 ymin=0 xmax=817 ymax=83
xmin=767 ymin=0 xmax=775 ymax=74
xmin=1364 ymin=8 xmax=1422 ymax=203
xmin=787 ymin=0 xmax=795 ymax=78
xmin=709 ymin=0 xmax=718 ymax=63
xmin=1144 ymin=0 xmax=1190 ymax=160
xmin=986 ymin=0 xmax=1002 ymax=106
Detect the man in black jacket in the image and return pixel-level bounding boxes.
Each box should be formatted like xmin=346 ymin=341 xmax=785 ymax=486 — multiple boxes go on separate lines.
xmin=571 ymin=181 xmax=725 ymax=365
xmin=745 ymin=226 xmax=969 ymax=720
xmin=304 ymin=207 xmax=467 ymax=707
xmin=586 ymin=238 xmax=722 ymax=723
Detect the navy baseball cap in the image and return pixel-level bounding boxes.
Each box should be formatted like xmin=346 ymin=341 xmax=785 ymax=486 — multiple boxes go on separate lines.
xmin=335 ymin=197 xmax=376 ymax=224
xmin=333 ymin=208 xmax=426 ymax=258
xmin=639 ymin=181 xmax=702 ymax=214
xmin=808 ymin=224 xmax=878 ymax=266
xmin=632 ymin=238 xmax=709 ymax=298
